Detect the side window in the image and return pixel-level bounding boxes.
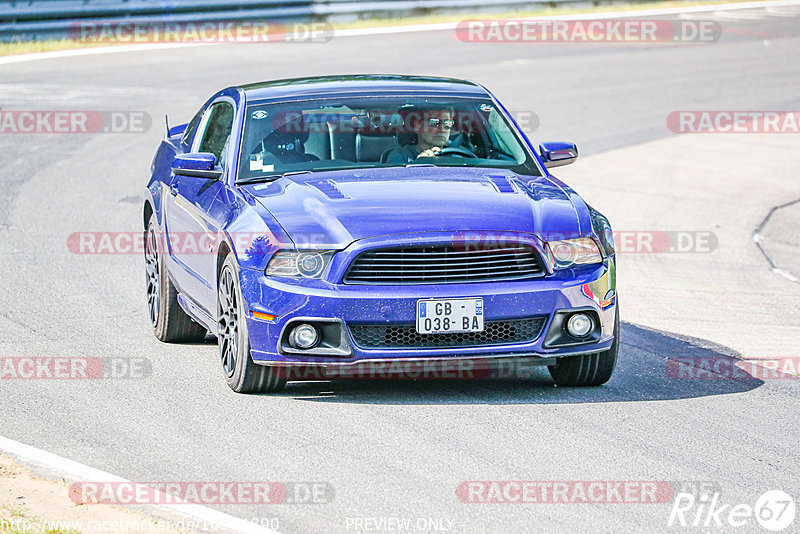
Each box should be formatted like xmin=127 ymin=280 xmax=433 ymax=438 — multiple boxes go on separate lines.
xmin=181 ymin=108 xmax=204 ymax=147
xmin=197 ymin=102 xmax=235 ymax=167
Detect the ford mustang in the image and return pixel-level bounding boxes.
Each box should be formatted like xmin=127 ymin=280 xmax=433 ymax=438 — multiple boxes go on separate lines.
xmin=143 ymin=74 xmax=618 ymax=393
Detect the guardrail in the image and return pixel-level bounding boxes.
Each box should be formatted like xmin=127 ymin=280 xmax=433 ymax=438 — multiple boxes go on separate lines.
xmin=1 ymin=0 xmax=592 ymax=41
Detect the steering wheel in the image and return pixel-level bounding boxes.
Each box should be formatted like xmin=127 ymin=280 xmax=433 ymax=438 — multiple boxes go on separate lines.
xmin=436 ymin=146 xmax=478 ymax=158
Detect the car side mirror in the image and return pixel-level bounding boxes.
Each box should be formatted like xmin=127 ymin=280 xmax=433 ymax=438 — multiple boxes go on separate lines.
xmin=172 ymin=152 xmax=223 ymax=179
xmin=539 ymin=142 xmax=578 ymax=168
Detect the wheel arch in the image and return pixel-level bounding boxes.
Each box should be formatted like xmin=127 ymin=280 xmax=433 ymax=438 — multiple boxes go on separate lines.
xmin=143 ymin=200 xmax=153 ymax=229
xmin=217 ymin=240 xmax=232 ymax=284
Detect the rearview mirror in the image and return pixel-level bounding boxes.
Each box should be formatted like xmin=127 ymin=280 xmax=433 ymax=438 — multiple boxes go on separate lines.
xmin=172 ymin=152 xmax=223 ymax=179
xmin=539 ymin=142 xmax=578 ymax=168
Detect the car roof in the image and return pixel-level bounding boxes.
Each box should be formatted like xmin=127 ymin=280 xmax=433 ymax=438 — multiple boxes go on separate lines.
xmin=240 ymin=74 xmax=489 ymax=104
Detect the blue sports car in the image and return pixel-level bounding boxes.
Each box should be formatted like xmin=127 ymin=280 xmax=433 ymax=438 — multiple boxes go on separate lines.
xmin=144 ymin=74 xmax=618 ymax=393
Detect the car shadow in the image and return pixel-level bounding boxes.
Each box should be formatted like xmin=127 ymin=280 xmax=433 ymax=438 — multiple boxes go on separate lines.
xmin=266 ymin=322 xmax=766 ymax=405
xmin=181 ymin=332 xmax=218 ymax=345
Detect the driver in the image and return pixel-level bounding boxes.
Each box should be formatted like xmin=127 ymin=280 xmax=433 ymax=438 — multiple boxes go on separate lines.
xmin=384 ymin=108 xmax=454 ymax=164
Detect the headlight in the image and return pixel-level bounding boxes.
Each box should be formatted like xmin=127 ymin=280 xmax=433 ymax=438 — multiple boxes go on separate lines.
xmin=265 ymin=250 xmax=335 ymax=278
xmin=546 ymin=238 xmax=603 ymax=269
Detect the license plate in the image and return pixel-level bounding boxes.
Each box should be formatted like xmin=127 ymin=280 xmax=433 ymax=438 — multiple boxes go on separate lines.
xmin=416 ymin=297 xmax=484 ymax=334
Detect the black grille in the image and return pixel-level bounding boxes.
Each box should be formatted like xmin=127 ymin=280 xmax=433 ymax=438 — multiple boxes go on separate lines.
xmin=343 ymin=243 xmax=546 ymax=285
xmin=349 ymin=317 xmax=547 ymax=349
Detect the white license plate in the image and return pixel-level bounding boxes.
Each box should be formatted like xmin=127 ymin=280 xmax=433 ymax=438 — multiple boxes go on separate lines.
xmin=416 ymin=298 xmax=484 ymax=334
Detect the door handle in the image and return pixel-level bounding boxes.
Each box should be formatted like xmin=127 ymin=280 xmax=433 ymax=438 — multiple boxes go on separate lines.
xmin=169 ymin=183 xmax=179 ymax=196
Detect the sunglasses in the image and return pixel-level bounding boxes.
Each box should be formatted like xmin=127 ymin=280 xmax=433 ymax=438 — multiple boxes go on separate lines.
xmin=426 ymin=118 xmax=455 ymax=129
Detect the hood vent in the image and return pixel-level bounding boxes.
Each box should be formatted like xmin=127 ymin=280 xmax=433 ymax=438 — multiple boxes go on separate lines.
xmin=309 ymin=179 xmax=349 ymax=200
xmin=488 ymin=175 xmax=516 ymax=193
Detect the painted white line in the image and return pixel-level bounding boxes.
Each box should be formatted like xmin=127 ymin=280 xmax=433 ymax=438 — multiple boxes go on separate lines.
xmin=754 ymin=233 xmax=799 ymax=283
xmin=0 ymin=0 xmax=797 ymax=65
xmin=772 ymin=267 xmax=799 ymax=283
xmin=0 ymin=435 xmax=281 ymax=534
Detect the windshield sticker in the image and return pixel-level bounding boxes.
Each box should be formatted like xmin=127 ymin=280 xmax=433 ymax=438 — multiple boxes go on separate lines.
xmin=249 ymin=156 xmax=263 ymax=171
xmin=249 ymin=156 xmax=274 ymax=173
xmin=251 ymin=110 xmax=268 ymax=120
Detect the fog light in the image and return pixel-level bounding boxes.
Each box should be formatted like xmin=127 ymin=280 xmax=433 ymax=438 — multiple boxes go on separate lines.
xmin=566 ymin=313 xmax=593 ymax=338
xmin=288 ymin=324 xmax=319 ymax=349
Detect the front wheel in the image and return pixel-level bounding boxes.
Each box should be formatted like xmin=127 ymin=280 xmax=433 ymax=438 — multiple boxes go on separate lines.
xmin=145 ymin=213 xmax=207 ymax=343
xmin=548 ymin=305 xmax=619 ymax=387
xmin=218 ymin=254 xmax=287 ymax=394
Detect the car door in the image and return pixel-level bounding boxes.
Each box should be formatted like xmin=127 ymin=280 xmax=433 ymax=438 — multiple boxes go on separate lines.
xmin=164 ymin=98 xmax=235 ymax=317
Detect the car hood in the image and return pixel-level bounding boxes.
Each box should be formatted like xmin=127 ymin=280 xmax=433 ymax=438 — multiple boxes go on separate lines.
xmin=244 ymin=166 xmax=589 ymax=249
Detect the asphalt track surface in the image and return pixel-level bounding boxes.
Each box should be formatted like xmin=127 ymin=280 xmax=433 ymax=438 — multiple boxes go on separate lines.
xmin=1 ymin=4 xmax=800 ymax=533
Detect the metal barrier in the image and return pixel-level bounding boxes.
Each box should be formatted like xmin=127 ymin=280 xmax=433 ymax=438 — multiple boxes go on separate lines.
xmin=1 ymin=0 xmax=586 ymax=41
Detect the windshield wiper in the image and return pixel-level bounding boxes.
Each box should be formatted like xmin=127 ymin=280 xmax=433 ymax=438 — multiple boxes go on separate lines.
xmin=236 ymin=170 xmax=312 ymax=185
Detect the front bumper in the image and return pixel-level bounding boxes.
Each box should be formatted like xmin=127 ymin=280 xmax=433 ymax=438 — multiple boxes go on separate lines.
xmin=240 ymin=256 xmax=617 ymax=366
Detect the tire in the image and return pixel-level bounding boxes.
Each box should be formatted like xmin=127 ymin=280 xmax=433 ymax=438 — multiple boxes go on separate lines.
xmin=548 ymin=305 xmax=619 ymax=387
xmin=145 ymin=213 xmax=207 ymax=343
xmin=218 ymin=254 xmax=287 ymax=393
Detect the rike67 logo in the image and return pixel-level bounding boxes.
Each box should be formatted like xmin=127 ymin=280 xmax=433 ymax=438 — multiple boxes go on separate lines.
xmin=669 ymin=489 xmax=796 ymax=530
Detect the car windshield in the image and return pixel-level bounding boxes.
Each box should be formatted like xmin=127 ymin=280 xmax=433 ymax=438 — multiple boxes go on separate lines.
xmin=237 ymin=96 xmax=541 ymax=181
